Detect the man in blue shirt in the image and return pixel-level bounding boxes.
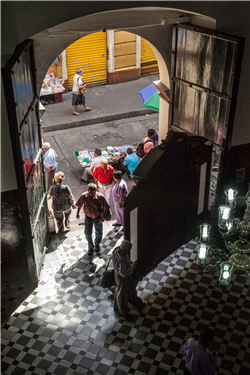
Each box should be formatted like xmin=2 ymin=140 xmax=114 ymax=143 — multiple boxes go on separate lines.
xmin=42 ymin=142 xmax=58 ymax=191
xmin=122 ymin=148 xmax=140 ymax=180
xmin=183 ymin=327 xmax=217 ymax=375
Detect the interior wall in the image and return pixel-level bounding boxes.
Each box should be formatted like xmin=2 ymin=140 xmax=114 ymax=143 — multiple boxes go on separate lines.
xmin=1 ymin=80 xmax=18 ymax=192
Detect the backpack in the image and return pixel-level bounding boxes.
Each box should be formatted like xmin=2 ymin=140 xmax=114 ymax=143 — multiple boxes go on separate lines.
xmin=136 ymin=139 xmax=153 ymax=158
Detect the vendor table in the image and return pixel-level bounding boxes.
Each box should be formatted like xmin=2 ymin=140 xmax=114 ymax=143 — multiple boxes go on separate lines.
xmin=74 ymin=145 xmax=137 ymax=170
xmin=40 ymin=92 xmax=63 ymax=103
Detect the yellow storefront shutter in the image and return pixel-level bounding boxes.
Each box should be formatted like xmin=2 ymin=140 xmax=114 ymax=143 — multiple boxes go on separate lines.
xmin=141 ymin=38 xmax=158 ymax=75
xmin=66 ymin=32 xmax=107 ymax=87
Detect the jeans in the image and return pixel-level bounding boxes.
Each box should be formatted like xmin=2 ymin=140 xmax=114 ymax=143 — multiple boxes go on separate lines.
xmin=84 ymin=215 xmax=103 ymax=250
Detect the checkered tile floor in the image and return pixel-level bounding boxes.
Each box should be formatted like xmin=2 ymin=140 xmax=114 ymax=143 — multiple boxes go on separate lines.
xmin=1 ymin=223 xmax=250 ymax=375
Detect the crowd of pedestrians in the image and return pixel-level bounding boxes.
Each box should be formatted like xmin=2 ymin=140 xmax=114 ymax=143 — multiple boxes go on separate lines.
xmin=44 ymin=128 xmax=156 ymax=237
xmin=43 ymin=128 xmax=220 ymax=371
xmin=43 ymin=127 xmax=156 ymax=321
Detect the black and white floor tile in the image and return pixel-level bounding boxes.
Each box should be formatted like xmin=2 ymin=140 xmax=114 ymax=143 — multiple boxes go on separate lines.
xmin=1 ymin=223 xmax=250 ymax=375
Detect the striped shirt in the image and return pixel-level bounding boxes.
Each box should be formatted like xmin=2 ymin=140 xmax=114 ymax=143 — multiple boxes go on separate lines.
xmin=112 ymin=246 xmax=135 ymax=278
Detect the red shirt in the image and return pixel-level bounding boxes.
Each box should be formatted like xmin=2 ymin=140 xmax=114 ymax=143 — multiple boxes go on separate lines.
xmin=92 ymin=164 xmax=114 ymax=184
xmin=76 ymin=191 xmax=110 ymax=218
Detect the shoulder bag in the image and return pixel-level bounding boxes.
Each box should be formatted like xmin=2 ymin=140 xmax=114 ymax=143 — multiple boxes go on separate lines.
xmin=78 ymin=78 xmax=87 ymax=94
xmin=79 ymin=84 xmax=87 ymax=95
xmin=101 ymin=256 xmax=116 ymax=288
xmin=98 ymin=193 xmax=112 ymax=221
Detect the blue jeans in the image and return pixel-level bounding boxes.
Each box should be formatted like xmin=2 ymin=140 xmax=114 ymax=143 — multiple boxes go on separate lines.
xmin=84 ymin=215 xmax=103 ymax=250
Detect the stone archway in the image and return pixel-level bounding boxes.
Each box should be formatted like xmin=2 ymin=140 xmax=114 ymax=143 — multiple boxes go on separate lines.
xmin=32 ymin=7 xmax=216 ymax=141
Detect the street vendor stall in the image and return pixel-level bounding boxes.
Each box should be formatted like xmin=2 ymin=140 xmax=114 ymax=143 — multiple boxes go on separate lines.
xmin=74 ymin=145 xmax=137 ymax=169
xmin=40 ymin=72 xmax=65 ymax=103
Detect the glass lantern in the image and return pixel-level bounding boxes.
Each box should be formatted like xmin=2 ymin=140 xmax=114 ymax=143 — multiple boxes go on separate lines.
xmin=199 ymin=223 xmax=211 ymax=243
xmin=197 ymin=243 xmax=209 ymax=266
xmin=218 ymin=205 xmax=231 ymax=230
xmin=219 ymin=263 xmax=233 ymax=286
xmin=224 ymin=188 xmax=238 ymax=209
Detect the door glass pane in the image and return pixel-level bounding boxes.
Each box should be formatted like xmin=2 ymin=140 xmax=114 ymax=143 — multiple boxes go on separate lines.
xmin=11 ymin=49 xmax=34 ymax=129
xmin=176 ymin=28 xmax=236 ymax=95
xmin=173 ymin=81 xmax=228 ymax=146
xmin=20 ymin=112 xmax=40 ymax=179
xmin=26 ymin=157 xmax=44 ymax=225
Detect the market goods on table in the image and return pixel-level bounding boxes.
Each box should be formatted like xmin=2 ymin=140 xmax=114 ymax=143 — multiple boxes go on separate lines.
xmin=74 ymin=145 xmax=136 ymax=168
xmin=40 ymin=72 xmax=66 ymax=96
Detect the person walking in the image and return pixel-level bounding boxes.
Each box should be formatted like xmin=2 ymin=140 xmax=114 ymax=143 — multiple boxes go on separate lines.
xmin=112 ymin=170 xmax=128 ymax=227
xmin=183 ymin=327 xmax=217 ymax=375
xmin=139 ymin=129 xmax=155 ymax=161
xmin=47 ymin=171 xmax=74 ymax=233
xmin=76 ymin=183 xmax=110 ymax=255
xmin=112 ymin=240 xmax=145 ymax=320
xmin=81 ymin=148 xmax=106 ymax=183
xmin=72 ymin=68 xmax=91 ymax=115
xmin=42 ymin=142 xmax=58 ymax=191
xmin=92 ymin=159 xmax=114 ymax=204
xmin=122 ymin=147 xmax=140 ymax=179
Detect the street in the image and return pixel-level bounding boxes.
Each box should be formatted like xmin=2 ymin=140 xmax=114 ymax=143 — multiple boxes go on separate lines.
xmin=44 ymin=113 xmax=159 ymax=228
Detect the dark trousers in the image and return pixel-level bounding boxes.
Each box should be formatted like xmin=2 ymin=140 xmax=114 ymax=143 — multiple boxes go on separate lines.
xmin=53 ymin=208 xmax=71 ymax=232
xmin=121 ymin=164 xmax=131 ymax=177
xmin=184 ymin=367 xmax=192 ymax=375
xmin=114 ymin=273 xmax=144 ymax=316
xmin=116 ymin=159 xmax=130 ymax=177
xmin=46 ymin=168 xmax=56 ymax=191
xmin=84 ymin=215 xmax=102 ymax=250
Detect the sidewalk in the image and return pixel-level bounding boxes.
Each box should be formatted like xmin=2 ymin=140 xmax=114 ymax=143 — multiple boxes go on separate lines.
xmin=41 ymin=73 xmax=159 ymax=132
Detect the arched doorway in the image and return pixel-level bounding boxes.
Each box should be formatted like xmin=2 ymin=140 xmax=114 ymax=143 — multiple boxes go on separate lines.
xmin=4 ymin=5 xmax=243 ymax=284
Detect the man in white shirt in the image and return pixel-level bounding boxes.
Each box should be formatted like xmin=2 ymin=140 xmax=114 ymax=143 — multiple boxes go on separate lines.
xmin=81 ymin=148 xmax=106 ymax=183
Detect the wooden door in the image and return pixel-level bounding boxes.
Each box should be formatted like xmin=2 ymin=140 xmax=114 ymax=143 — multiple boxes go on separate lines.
xmin=2 ymin=40 xmax=49 ymax=283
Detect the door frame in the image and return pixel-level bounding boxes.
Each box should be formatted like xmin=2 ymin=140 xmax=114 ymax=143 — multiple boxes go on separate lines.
xmin=2 ymin=39 xmax=48 ymax=283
